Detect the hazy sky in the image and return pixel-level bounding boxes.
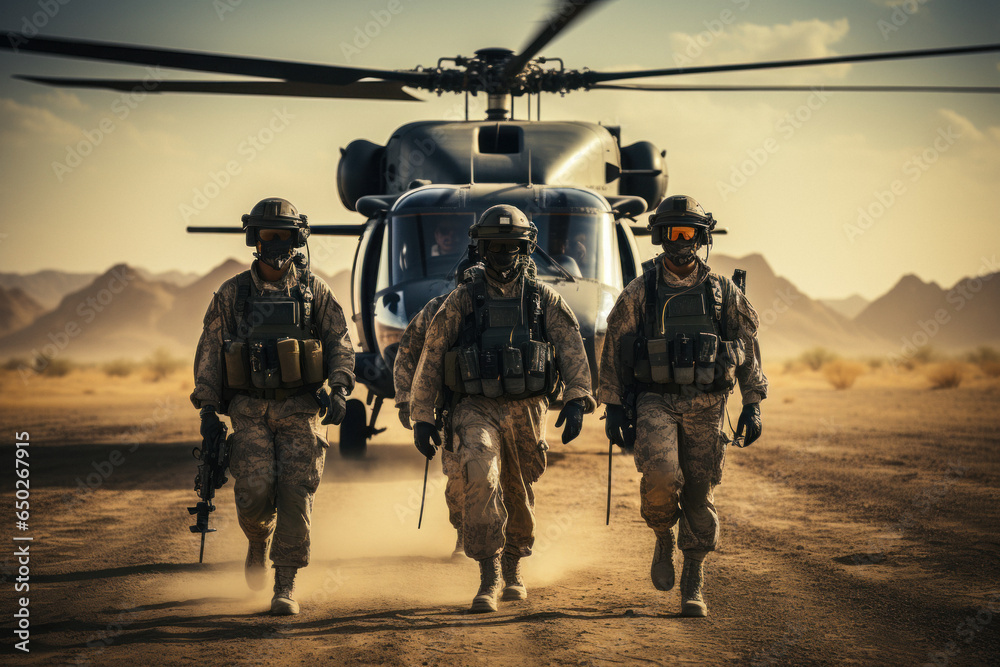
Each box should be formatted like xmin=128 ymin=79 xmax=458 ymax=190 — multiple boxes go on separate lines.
xmin=0 ymin=0 xmax=997 ymax=300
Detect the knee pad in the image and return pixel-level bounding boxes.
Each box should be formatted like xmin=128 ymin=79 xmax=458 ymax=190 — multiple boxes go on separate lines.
xmin=465 ymin=458 xmax=493 ymax=485
xmin=643 ymin=468 xmax=680 ymax=509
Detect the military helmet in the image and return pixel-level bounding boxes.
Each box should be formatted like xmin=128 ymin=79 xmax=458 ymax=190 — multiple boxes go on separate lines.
xmin=647 ymin=195 xmax=716 ymax=245
xmin=469 ymin=204 xmax=537 ymax=253
xmin=241 ymin=197 xmax=310 ymax=247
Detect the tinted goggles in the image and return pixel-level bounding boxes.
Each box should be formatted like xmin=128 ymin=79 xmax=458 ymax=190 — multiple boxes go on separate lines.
xmin=664 ymin=226 xmax=699 ymax=242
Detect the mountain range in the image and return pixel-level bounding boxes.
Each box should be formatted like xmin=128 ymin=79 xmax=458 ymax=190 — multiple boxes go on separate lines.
xmin=0 ymin=255 xmax=996 ymax=362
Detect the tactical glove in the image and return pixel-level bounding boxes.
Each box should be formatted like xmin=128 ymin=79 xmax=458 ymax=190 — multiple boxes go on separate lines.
xmin=397 ymin=402 xmax=412 ymax=430
xmin=316 ymin=386 xmax=348 ymax=426
xmin=414 ymin=421 xmax=441 ymax=460
xmin=199 ymin=406 xmax=225 ymax=442
xmin=555 ymin=398 xmax=586 ymax=444
xmin=735 ymin=402 xmax=762 ymax=447
xmin=604 ymin=404 xmax=630 ymax=452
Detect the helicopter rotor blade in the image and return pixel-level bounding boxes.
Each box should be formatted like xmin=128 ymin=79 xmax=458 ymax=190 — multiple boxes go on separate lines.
xmin=585 ymin=42 xmax=1000 ymax=84
xmin=503 ymin=0 xmax=607 ymax=82
xmin=14 ymin=75 xmax=422 ymax=101
xmin=591 ymin=83 xmax=1000 ymax=94
xmin=0 ymin=32 xmax=428 ymax=87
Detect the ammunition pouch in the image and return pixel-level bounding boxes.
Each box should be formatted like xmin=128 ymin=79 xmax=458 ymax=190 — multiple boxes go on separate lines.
xmin=224 ymin=337 xmax=326 ymax=396
xmin=444 ymin=340 xmax=556 ymax=400
xmin=621 ymin=333 xmax=738 ymax=395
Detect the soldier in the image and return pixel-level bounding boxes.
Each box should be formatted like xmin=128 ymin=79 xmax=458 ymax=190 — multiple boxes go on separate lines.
xmin=392 ymin=255 xmax=479 ymax=558
xmin=191 ymin=197 xmax=355 ymax=616
xmin=409 ymin=205 xmax=596 ymax=613
xmin=598 ymin=195 xmax=766 ymax=618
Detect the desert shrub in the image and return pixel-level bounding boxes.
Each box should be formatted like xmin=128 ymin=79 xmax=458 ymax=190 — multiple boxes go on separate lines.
xmin=102 ymin=358 xmax=137 ymax=378
xmin=145 ymin=348 xmax=185 ymax=381
xmin=866 ymin=357 xmax=884 ymax=370
xmin=800 ymin=347 xmax=838 ymax=371
xmin=966 ymin=346 xmax=1000 ymax=364
xmin=2 ymin=357 xmax=28 ymax=371
xmin=36 ymin=356 xmax=74 ymax=377
xmin=982 ymin=362 xmax=1000 ymax=378
xmin=925 ymin=362 xmax=965 ymax=389
xmin=912 ymin=345 xmax=937 ymax=365
xmin=822 ymin=359 xmax=866 ymax=390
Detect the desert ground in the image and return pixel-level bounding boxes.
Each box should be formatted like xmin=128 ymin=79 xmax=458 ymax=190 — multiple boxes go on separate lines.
xmin=1 ymin=363 xmax=999 ymax=666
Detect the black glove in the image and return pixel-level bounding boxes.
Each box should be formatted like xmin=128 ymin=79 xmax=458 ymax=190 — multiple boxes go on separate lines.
xmin=397 ymin=402 xmax=412 ymax=430
xmin=316 ymin=386 xmax=348 ymax=426
xmin=604 ymin=404 xmax=630 ymax=452
xmin=555 ymin=398 xmax=586 ymax=444
xmin=199 ymin=406 xmax=225 ymax=442
xmin=414 ymin=421 xmax=441 ymax=460
xmin=735 ymin=403 xmax=762 ymax=447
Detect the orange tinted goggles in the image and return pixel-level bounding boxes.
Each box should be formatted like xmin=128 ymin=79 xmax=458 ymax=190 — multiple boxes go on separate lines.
xmin=665 ymin=226 xmax=698 ymax=242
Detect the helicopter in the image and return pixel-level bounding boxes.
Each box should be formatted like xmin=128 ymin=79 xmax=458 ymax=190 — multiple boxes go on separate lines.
xmin=3 ymin=1 xmax=998 ymax=457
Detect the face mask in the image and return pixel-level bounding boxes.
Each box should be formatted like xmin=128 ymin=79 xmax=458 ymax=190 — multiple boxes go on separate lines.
xmin=484 ymin=241 xmax=522 ymax=282
xmin=662 ymin=239 xmax=699 ymax=266
xmin=255 ymin=236 xmax=296 ymax=271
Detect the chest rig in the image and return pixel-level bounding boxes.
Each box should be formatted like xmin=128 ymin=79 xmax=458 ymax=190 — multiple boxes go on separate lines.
xmin=444 ymin=268 xmax=559 ymax=399
xmin=620 ymin=261 xmax=742 ymax=395
xmin=222 ymin=269 xmax=326 ymax=400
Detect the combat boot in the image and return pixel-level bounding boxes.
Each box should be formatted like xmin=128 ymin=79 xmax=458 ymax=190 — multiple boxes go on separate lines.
xmin=500 ymin=548 xmax=527 ymax=601
xmin=650 ymin=530 xmax=675 ymax=591
xmin=469 ymin=555 xmax=503 ymax=613
xmin=451 ymin=524 xmax=466 ymax=559
xmin=270 ymin=566 xmax=299 ymax=616
xmin=679 ymin=551 xmax=708 ymax=618
xmin=245 ymin=538 xmax=270 ymax=591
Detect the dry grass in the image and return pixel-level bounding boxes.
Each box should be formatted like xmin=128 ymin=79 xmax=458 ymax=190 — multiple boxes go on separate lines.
xmin=102 ymin=358 xmax=137 ymax=378
xmin=982 ymin=362 xmax=1000 ymax=378
xmin=800 ymin=347 xmax=839 ymax=371
xmin=145 ymin=348 xmax=186 ymax=382
xmin=822 ymin=359 xmax=866 ymax=390
xmin=925 ymin=362 xmax=965 ymax=389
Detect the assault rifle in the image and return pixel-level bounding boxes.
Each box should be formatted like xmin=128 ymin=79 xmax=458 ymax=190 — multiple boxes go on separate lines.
xmin=188 ymin=424 xmax=231 ymax=563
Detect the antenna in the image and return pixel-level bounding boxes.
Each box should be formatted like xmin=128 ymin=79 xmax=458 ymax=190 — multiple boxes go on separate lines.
xmin=469 ymin=142 xmax=475 ymax=184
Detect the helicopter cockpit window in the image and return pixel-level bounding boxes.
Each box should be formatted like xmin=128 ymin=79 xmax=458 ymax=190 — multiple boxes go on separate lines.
xmin=531 ymin=212 xmax=610 ymax=282
xmin=389 ymin=212 xmax=476 ymax=283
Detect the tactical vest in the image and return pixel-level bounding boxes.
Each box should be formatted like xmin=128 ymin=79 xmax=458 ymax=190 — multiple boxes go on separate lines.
xmin=443 ymin=268 xmax=559 ymax=399
xmin=620 ymin=261 xmax=744 ymax=395
xmin=221 ymin=269 xmax=327 ymax=400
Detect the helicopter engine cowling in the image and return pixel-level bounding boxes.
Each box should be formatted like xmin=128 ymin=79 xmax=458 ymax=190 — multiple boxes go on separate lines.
xmin=337 ymin=139 xmax=385 ymax=211
xmin=619 ymin=141 xmax=668 ymax=211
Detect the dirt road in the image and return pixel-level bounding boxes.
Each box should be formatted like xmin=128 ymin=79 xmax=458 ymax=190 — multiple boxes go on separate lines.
xmin=1 ymin=368 xmax=998 ymax=665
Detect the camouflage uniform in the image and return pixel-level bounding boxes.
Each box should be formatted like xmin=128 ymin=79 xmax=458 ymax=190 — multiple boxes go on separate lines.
xmin=598 ymin=256 xmax=766 ymax=552
xmin=410 ymin=271 xmax=596 ymax=560
xmin=191 ymin=262 xmax=354 ymax=568
xmin=393 ymin=294 xmax=464 ymax=531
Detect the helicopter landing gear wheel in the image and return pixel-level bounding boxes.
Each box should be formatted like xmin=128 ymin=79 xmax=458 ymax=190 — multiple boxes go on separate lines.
xmin=338 ymin=399 xmax=368 ymax=459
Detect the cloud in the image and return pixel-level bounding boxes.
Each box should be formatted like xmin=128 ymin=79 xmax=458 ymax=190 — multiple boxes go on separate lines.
xmin=29 ymin=90 xmax=88 ymax=113
xmin=667 ymin=19 xmax=852 ymax=82
xmin=937 ymin=109 xmax=985 ymax=142
xmin=870 ymin=0 xmax=933 ymax=10
xmin=0 ymin=97 xmax=81 ymax=145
